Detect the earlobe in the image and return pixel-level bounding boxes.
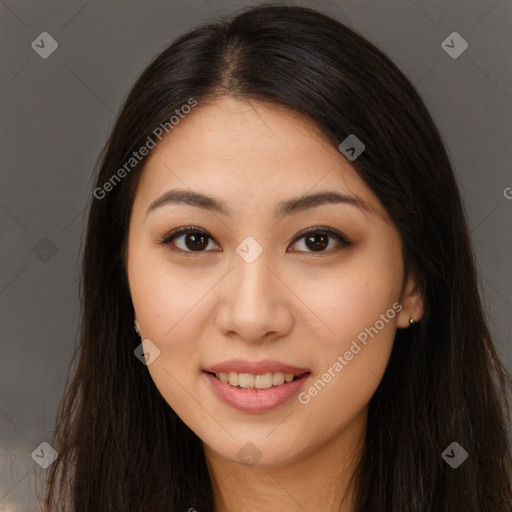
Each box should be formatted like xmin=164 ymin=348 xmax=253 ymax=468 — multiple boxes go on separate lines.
xmin=397 ymin=276 xmax=425 ymax=329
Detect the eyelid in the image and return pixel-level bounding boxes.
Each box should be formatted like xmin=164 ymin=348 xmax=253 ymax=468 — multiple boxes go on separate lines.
xmin=160 ymin=225 xmax=213 ymax=245
xmin=290 ymin=226 xmax=351 ymax=245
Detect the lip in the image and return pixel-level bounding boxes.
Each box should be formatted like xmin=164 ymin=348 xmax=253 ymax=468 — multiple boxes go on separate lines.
xmin=203 ymin=371 xmax=311 ymax=413
xmin=203 ymin=359 xmax=310 ymax=375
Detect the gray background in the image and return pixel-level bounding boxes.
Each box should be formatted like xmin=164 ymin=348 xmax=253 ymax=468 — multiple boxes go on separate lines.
xmin=1 ymin=0 xmax=511 ymax=509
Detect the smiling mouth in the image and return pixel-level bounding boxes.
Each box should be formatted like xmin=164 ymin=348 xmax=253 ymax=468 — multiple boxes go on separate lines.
xmin=204 ymin=370 xmax=310 ymax=390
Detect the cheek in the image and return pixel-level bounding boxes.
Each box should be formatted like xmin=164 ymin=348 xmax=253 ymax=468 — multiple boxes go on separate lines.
xmin=301 ymin=240 xmax=402 ymax=379
xmin=128 ymin=247 xmax=211 ymax=397
xmin=295 ymin=270 xmax=399 ymax=434
xmin=132 ymin=262 xmax=208 ymax=415
xmin=310 ymin=258 xmax=401 ymax=336
xmin=306 ymin=279 xmax=398 ymax=371
xmin=130 ymin=244 xmax=209 ymax=337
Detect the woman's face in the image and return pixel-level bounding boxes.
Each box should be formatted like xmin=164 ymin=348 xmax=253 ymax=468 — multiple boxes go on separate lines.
xmin=127 ymin=96 xmax=422 ymax=467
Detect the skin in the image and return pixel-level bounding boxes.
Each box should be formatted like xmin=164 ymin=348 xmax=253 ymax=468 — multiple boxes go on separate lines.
xmin=127 ymin=96 xmax=424 ymax=512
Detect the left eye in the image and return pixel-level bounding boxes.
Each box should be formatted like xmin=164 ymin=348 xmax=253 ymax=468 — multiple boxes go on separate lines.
xmin=288 ymin=227 xmax=350 ymax=254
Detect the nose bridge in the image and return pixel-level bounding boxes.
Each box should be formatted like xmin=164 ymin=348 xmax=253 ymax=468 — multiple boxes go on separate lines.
xmin=216 ymin=237 xmax=292 ymax=341
xmin=231 ymin=240 xmax=274 ymax=311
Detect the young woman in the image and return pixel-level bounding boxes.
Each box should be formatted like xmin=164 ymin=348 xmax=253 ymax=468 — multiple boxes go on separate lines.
xmin=43 ymin=4 xmax=512 ymax=511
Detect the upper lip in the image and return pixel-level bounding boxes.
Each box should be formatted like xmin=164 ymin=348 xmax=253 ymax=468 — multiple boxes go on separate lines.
xmin=203 ymin=359 xmax=310 ymax=376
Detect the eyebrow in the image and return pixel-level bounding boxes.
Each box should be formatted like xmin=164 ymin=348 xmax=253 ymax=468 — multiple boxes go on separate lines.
xmin=145 ymin=188 xmax=371 ymax=218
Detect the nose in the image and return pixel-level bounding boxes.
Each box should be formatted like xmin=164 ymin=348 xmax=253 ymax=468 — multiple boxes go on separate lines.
xmin=214 ymin=249 xmax=294 ymax=344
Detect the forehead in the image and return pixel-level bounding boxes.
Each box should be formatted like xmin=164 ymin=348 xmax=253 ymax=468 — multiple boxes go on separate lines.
xmin=135 ymin=97 xmax=386 ymax=220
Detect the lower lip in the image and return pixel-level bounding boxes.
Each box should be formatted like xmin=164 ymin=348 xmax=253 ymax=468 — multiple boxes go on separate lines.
xmin=203 ymin=371 xmax=310 ymax=413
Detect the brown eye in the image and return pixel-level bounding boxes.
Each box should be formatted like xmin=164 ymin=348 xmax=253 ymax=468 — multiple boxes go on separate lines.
xmin=288 ymin=227 xmax=351 ymax=254
xmin=160 ymin=226 xmax=220 ymax=253
xmin=304 ymin=232 xmax=329 ymax=251
xmin=180 ymin=232 xmax=210 ymax=251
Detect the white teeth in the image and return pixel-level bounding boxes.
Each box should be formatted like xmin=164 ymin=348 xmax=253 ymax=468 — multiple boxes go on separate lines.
xmin=214 ymin=371 xmax=301 ymax=389
xmin=273 ymin=372 xmax=285 ymax=386
xmin=238 ymin=373 xmax=254 ymax=389
xmin=255 ymin=373 xmax=273 ymax=389
xmin=228 ymin=371 xmax=238 ymax=386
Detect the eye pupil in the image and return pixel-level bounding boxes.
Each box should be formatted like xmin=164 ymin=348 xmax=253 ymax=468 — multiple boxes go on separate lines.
xmin=305 ymin=233 xmax=328 ymax=251
xmin=185 ymin=233 xmax=208 ymax=251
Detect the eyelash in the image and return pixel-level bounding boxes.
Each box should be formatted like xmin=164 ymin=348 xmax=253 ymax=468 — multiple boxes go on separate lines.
xmin=158 ymin=225 xmax=352 ymax=256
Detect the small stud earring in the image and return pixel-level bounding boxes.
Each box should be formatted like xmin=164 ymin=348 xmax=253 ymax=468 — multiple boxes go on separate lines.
xmin=409 ymin=316 xmax=414 ymax=326
xmin=134 ymin=317 xmax=142 ymax=337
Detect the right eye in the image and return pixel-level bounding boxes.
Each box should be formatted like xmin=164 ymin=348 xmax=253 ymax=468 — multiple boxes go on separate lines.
xmin=159 ymin=225 xmax=222 ymax=254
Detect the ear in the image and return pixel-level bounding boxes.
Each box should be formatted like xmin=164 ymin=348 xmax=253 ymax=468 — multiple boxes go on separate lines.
xmin=396 ymin=276 xmax=424 ymax=329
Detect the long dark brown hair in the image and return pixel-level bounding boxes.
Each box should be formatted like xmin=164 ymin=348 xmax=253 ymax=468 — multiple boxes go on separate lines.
xmin=42 ymin=4 xmax=512 ymax=511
